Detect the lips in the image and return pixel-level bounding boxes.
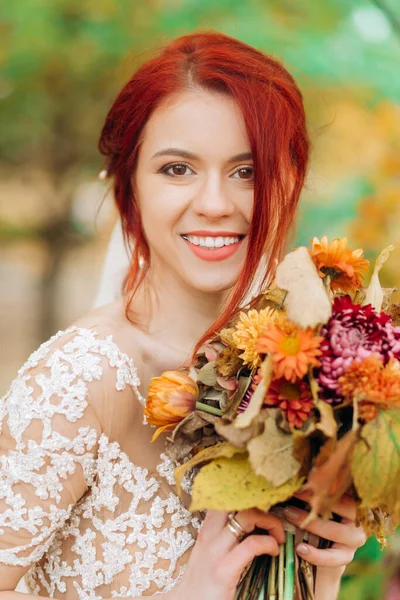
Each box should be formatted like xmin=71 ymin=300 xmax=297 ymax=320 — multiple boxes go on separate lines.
xmin=180 ymin=231 xmax=246 ymax=262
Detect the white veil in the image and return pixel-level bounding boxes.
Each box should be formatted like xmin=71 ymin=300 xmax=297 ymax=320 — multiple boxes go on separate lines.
xmin=92 ymin=221 xmax=131 ymax=308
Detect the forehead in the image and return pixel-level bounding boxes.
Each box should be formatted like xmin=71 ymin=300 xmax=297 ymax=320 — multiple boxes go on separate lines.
xmin=139 ymin=88 xmax=250 ymax=158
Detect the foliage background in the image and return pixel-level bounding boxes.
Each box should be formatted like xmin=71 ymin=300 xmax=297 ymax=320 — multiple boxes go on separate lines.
xmin=1 ymin=0 xmax=399 ymax=596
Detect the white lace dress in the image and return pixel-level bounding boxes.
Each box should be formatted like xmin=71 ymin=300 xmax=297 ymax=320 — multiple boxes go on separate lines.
xmin=0 ymin=327 xmax=200 ymax=598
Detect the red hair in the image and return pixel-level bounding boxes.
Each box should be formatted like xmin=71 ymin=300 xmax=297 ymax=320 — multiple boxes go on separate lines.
xmin=99 ymin=31 xmax=309 ymax=351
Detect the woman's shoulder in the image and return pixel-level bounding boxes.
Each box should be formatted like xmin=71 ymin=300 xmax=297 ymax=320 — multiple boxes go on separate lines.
xmin=5 ymin=300 xmax=146 ymax=410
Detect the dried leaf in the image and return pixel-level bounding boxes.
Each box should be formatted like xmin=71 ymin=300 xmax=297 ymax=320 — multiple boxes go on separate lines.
xmin=166 ymin=411 xmax=222 ymax=462
xmin=363 ymin=245 xmax=395 ymax=311
xmin=247 ymin=410 xmax=302 ymax=487
xmin=352 ymin=410 xmax=400 ymax=529
xmin=214 ymin=411 xmax=266 ymax=448
xmin=387 ymin=303 xmax=400 ymax=326
xmin=234 ymin=355 xmax=273 ymax=429
xmin=174 ymin=442 xmax=245 ymax=497
xmin=315 ymin=401 xmax=338 ymax=438
xmin=356 ymin=506 xmax=391 ymax=548
xmin=224 ymin=373 xmax=252 ymax=419
xmin=275 ymin=247 xmax=332 ymax=328
xmin=303 ymin=429 xmax=359 ymax=524
xmin=197 ymin=361 xmax=218 ymax=386
xmin=190 ymin=454 xmax=304 ymax=512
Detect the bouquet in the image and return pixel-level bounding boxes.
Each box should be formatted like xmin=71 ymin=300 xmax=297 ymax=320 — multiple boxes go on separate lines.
xmin=145 ymin=237 xmax=400 ymax=600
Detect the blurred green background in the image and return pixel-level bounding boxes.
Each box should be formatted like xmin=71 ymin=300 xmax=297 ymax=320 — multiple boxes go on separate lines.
xmin=1 ymin=0 xmax=399 ymax=596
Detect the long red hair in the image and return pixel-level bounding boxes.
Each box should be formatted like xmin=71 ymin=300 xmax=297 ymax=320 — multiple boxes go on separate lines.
xmin=99 ymin=31 xmax=309 ymax=351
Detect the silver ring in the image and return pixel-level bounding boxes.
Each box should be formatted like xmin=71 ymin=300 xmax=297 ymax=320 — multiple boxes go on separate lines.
xmin=226 ymin=512 xmax=247 ymax=542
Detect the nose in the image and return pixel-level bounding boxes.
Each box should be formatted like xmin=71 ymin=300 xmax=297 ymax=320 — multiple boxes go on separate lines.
xmin=191 ymin=172 xmax=235 ymax=222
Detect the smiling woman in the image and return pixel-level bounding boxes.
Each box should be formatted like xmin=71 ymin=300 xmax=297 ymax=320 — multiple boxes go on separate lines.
xmin=0 ymin=32 xmax=360 ymax=600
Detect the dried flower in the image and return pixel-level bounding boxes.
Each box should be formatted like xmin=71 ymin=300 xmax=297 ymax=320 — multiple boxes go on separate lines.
xmin=257 ymin=321 xmax=323 ymax=382
xmin=232 ymin=307 xmax=279 ymax=368
xmin=216 ymin=346 xmax=243 ymax=377
xmin=339 ymin=355 xmax=400 ymax=421
xmin=145 ymin=371 xmax=198 ymax=441
xmin=310 ymin=236 xmax=369 ymax=294
xmin=264 ymin=377 xmax=314 ymax=429
xmin=316 ymin=296 xmax=400 ymax=403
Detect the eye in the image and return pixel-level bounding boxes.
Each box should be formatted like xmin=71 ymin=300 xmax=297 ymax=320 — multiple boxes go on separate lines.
xmin=232 ymin=166 xmax=254 ymax=181
xmin=160 ymin=162 xmax=194 ymax=177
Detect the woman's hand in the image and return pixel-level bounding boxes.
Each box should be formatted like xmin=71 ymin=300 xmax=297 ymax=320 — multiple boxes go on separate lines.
xmin=170 ymin=508 xmax=285 ymax=600
xmin=283 ymin=492 xmax=367 ymax=600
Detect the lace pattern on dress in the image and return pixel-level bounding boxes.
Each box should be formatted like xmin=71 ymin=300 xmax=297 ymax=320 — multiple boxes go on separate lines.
xmin=25 ymin=440 xmax=201 ymax=598
xmin=0 ymin=327 xmax=141 ymax=568
xmin=0 ymin=326 xmax=200 ymax=597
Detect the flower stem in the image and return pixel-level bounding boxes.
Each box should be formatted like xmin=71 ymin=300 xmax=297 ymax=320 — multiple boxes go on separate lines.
xmin=278 ymin=544 xmax=285 ymax=598
xmin=268 ymin=555 xmax=277 ymax=600
xmin=195 ymin=401 xmax=222 ymax=416
xmin=283 ymin=533 xmax=295 ymax=600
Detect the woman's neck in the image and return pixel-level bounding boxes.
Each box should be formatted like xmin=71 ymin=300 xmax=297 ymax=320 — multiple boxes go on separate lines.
xmin=128 ymin=265 xmax=229 ymax=359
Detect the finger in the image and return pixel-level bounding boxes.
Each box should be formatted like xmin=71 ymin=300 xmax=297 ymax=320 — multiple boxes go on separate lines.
xmin=283 ymin=506 xmax=366 ymax=548
xmin=227 ymin=534 xmax=280 ymax=582
xmin=296 ymin=542 xmax=355 ymax=568
xmin=220 ymin=509 xmax=285 ymax=552
xmin=199 ymin=510 xmax=230 ymax=543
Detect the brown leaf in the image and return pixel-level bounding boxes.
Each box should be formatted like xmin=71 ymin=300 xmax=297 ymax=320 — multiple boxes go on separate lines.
xmin=356 ymin=506 xmax=391 ymax=548
xmin=247 ymin=409 xmax=302 ymax=487
xmin=234 ymin=355 xmax=273 ymax=429
xmin=302 ymin=429 xmax=359 ymax=524
xmin=197 ymin=361 xmax=218 ymax=386
xmin=315 ymin=401 xmax=338 ymax=438
xmin=223 ymin=373 xmax=252 ymax=419
xmin=387 ymin=303 xmax=400 ymax=326
xmin=166 ymin=411 xmax=221 ymax=462
xmin=215 ymin=410 xmax=266 ymax=448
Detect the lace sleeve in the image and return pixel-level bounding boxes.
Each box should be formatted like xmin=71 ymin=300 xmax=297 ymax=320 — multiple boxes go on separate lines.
xmin=0 ymin=327 xmax=124 ymax=575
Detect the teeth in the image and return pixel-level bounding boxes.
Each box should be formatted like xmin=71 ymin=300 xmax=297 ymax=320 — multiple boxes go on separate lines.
xmin=182 ymin=235 xmax=241 ymax=249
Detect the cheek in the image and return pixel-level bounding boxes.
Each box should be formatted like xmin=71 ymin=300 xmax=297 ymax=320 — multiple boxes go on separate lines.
xmin=138 ymin=179 xmax=189 ymax=240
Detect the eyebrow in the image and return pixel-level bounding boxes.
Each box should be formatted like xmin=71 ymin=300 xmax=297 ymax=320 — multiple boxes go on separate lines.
xmin=151 ymin=148 xmax=253 ymax=163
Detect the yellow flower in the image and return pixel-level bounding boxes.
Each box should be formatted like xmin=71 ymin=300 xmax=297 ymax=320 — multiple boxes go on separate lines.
xmin=257 ymin=321 xmax=323 ymax=382
xmin=339 ymin=356 xmax=400 ymax=421
xmin=145 ymin=371 xmax=198 ymax=442
xmin=232 ymin=307 xmax=279 ymax=369
xmin=310 ymin=236 xmax=369 ymax=294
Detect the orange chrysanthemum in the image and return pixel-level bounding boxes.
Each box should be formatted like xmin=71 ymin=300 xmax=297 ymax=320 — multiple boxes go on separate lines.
xmin=257 ymin=321 xmax=323 ymax=383
xmin=310 ymin=236 xmax=369 ymax=294
xmin=145 ymin=371 xmax=198 ymax=441
xmin=264 ymin=377 xmax=314 ymax=429
xmin=339 ymin=355 xmax=400 ymax=421
xmin=232 ymin=307 xmax=281 ymax=369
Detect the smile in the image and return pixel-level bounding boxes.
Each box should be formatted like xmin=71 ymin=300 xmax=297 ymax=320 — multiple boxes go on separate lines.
xmin=180 ymin=231 xmax=246 ymax=262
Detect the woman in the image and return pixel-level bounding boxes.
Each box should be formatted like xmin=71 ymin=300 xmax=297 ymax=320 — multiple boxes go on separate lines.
xmin=0 ymin=32 xmax=365 ymax=599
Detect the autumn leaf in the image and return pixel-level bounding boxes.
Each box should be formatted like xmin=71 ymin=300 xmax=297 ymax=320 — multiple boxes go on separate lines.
xmin=223 ymin=373 xmax=252 ymax=419
xmin=190 ymin=454 xmax=304 ymax=512
xmin=247 ymin=410 xmax=302 ymax=487
xmin=302 ymin=429 xmax=359 ymax=524
xmin=363 ymin=245 xmax=395 ymax=311
xmin=174 ymin=442 xmax=245 ymax=497
xmin=352 ymin=410 xmax=400 ymax=529
xmin=315 ymin=400 xmax=338 ymax=438
xmin=275 ymin=247 xmax=332 ymax=328
xmin=197 ymin=361 xmax=218 ymax=386
xmin=234 ymin=355 xmax=273 ymax=429
xmin=356 ymin=506 xmax=391 ymax=548
xmin=214 ymin=411 xmax=266 ymax=448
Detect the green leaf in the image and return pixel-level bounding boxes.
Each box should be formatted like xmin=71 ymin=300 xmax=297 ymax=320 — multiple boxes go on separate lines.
xmin=352 ymin=410 xmax=400 ymax=528
xmin=190 ymin=454 xmax=304 ymax=512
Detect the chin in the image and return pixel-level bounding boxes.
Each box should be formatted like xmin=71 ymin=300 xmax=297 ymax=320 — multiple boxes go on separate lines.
xmin=182 ymin=271 xmax=240 ymax=294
